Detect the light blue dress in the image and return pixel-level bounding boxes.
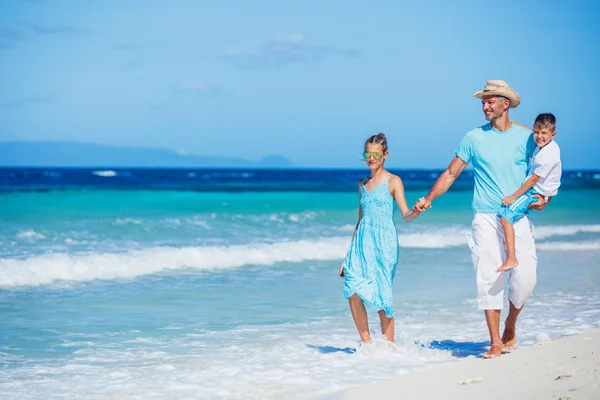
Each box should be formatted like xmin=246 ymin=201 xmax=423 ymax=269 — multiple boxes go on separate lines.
xmin=343 ymin=176 xmax=400 ymax=318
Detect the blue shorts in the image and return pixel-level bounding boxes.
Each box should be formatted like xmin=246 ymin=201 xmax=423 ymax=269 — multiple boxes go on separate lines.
xmin=499 ymin=189 xmax=539 ymax=224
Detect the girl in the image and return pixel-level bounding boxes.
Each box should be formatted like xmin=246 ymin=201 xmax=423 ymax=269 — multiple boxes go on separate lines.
xmin=339 ymin=133 xmax=420 ymax=347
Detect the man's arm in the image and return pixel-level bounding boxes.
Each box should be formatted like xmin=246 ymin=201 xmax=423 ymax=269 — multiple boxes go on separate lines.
xmin=529 ymin=194 xmax=550 ymax=210
xmin=413 ymin=156 xmax=468 ymax=212
xmin=502 ymin=174 xmax=540 ymax=206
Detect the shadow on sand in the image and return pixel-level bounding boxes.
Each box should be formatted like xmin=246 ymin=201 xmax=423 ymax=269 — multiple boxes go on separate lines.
xmin=423 ymin=339 xmax=489 ymax=358
xmin=307 ymin=339 xmax=489 ymax=358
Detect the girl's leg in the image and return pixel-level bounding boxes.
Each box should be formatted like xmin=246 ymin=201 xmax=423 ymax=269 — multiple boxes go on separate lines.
xmin=497 ymin=216 xmax=519 ymax=272
xmin=348 ymin=294 xmax=371 ymax=343
xmin=378 ymin=310 xmax=395 ymax=342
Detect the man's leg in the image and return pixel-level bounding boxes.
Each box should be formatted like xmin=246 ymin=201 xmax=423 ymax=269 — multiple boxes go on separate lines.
xmin=502 ymin=301 xmax=521 ymax=350
xmin=348 ymin=294 xmax=371 ymax=343
xmin=483 ymin=309 xmax=503 ymax=358
xmin=505 ymin=215 xmax=537 ymax=350
xmin=471 ymin=214 xmax=507 ymax=358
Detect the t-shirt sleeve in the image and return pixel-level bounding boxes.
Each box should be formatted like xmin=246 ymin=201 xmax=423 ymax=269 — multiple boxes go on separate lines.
xmin=455 ymin=133 xmax=473 ymax=164
xmin=533 ymin=144 xmax=561 ymax=178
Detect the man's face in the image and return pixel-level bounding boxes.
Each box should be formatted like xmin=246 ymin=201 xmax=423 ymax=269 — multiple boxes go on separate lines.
xmin=481 ymin=96 xmax=508 ymax=121
xmin=533 ymin=125 xmax=556 ymax=147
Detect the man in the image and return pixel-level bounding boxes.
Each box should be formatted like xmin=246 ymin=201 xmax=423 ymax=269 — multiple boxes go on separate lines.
xmin=413 ymin=80 xmax=549 ymax=358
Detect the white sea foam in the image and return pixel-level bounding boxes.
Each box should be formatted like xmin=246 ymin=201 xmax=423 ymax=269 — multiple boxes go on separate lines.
xmin=0 ymin=319 xmax=456 ymax=400
xmin=399 ymin=231 xmax=469 ymax=248
xmin=113 ymin=217 xmax=144 ymax=225
xmin=0 ymin=238 xmax=348 ymax=287
xmin=3 ymin=223 xmax=599 ymax=287
xmin=0 ymin=233 xmax=468 ymax=287
xmin=537 ymin=240 xmax=600 ymax=251
xmin=91 ymin=170 xmax=117 ymax=177
xmin=534 ymin=224 xmax=600 ymax=239
xmin=2 ymin=297 xmax=597 ymax=400
xmin=16 ymin=230 xmax=47 ymax=240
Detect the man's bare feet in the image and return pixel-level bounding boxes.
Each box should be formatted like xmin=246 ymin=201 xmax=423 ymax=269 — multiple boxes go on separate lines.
xmin=502 ymin=325 xmax=517 ymax=352
xmin=496 ymin=257 xmax=518 ymax=272
xmin=481 ymin=343 xmax=503 ymax=359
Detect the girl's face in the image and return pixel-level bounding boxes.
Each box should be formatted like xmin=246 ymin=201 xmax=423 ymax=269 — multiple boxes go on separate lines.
xmin=363 ymin=144 xmax=388 ymax=169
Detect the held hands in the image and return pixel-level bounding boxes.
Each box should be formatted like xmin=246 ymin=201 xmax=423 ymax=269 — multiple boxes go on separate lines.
xmin=502 ymin=195 xmax=517 ymax=206
xmin=412 ymin=197 xmax=432 ymax=214
xmin=528 ymin=194 xmax=547 ymax=210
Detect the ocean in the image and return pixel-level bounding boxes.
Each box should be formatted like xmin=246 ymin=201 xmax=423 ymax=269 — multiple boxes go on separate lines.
xmin=1 ymin=168 xmax=599 ymax=399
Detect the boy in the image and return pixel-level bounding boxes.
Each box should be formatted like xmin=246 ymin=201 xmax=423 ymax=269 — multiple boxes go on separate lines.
xmin=497 ymin=113 xmax=562 ymax=272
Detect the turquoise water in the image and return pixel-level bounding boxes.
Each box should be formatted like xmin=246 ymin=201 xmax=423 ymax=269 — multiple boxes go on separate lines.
xmin=1 ymin=188 xmax=599 ymax=399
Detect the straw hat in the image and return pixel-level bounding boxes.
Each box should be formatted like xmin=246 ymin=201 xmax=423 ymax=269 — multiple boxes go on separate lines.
xmin=473 ymin=80 xmax=521 ymax=108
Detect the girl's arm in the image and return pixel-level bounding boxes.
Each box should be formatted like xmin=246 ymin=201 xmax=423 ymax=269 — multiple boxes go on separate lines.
xmin=502 ymin=174 xmax=540 ymax=206
xmin=390 ymin=175 xmax=420 ymax=222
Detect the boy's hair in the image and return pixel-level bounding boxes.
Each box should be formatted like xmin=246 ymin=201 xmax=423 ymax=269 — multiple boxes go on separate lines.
xmin=365 ymin=132 xmax=388 ymax=153
xmin=534 ymin=113 xmax=556 ymax=131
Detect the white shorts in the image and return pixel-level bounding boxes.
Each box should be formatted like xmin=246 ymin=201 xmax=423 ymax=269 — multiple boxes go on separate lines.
xmin=468 ymin=213 xmax=538 ymax=310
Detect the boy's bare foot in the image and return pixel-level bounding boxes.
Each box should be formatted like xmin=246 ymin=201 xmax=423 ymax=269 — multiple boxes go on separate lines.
xmin=481 ymin=343 xmax=503 ymax=359
xmin=496 ymin=257 xmax=519 ymax=272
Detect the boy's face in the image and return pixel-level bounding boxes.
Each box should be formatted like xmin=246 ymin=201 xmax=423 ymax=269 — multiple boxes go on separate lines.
xmin=533 ymin=124 xmax=556 ymax=147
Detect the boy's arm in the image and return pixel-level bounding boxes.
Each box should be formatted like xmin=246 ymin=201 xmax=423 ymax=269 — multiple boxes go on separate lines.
xmin=502 ymin=174 xmax=540 ymax=206
xmin=510 ymin=120 xmax=532 ymax=130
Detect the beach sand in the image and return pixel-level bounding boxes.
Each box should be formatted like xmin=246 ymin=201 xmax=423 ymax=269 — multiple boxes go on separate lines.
xmin=341 ymin=329 xmax=600 ymax=400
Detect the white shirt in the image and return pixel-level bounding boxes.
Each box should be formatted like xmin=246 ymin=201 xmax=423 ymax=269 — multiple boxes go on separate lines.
xmin=529 ymin=140 xmax=562 ymax=196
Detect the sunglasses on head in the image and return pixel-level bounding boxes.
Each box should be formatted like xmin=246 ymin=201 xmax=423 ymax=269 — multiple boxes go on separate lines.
xmin=363 ymin=151 xmax=383 ymax=160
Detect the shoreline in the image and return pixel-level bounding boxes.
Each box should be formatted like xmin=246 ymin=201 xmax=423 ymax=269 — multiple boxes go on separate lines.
xmin=339 ymin=329 xmax=600 ymax=400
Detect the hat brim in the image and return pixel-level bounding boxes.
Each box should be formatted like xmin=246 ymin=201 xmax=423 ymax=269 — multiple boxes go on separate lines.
xmin=473 ymin=90 xmax=520 ymax=108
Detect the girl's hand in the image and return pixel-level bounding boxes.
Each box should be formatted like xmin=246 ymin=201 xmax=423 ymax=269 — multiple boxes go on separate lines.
xmin=413 ymin=197 xmax=431 ymax=213
xmin=339 ymin=262 xmax=345 ymax=278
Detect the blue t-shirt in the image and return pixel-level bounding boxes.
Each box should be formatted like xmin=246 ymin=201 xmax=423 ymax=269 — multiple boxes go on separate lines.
xmin=455 ymin=123 xmax=536 ymax=214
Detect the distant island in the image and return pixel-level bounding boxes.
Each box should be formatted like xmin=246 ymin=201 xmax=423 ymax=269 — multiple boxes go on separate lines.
xmin=0 ymin=141 xmax=294 ymax=168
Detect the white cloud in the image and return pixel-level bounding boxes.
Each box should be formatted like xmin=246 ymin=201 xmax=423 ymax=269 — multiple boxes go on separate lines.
xmin=221 ymin=32 xmax=359 ymax=68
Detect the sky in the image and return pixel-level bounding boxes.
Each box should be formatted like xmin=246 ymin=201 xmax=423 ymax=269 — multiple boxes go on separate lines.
xmin=1 ymin=0 xmax=599 ymax=169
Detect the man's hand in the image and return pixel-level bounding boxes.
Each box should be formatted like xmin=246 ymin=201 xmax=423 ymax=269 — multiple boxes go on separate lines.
xmin=412 ymin=197 xmax=432 ymax=213
xmin=502 ymin=195 xmax=517 ymax=206
xmin=528 ymin=194 xmax=547 ymax=210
